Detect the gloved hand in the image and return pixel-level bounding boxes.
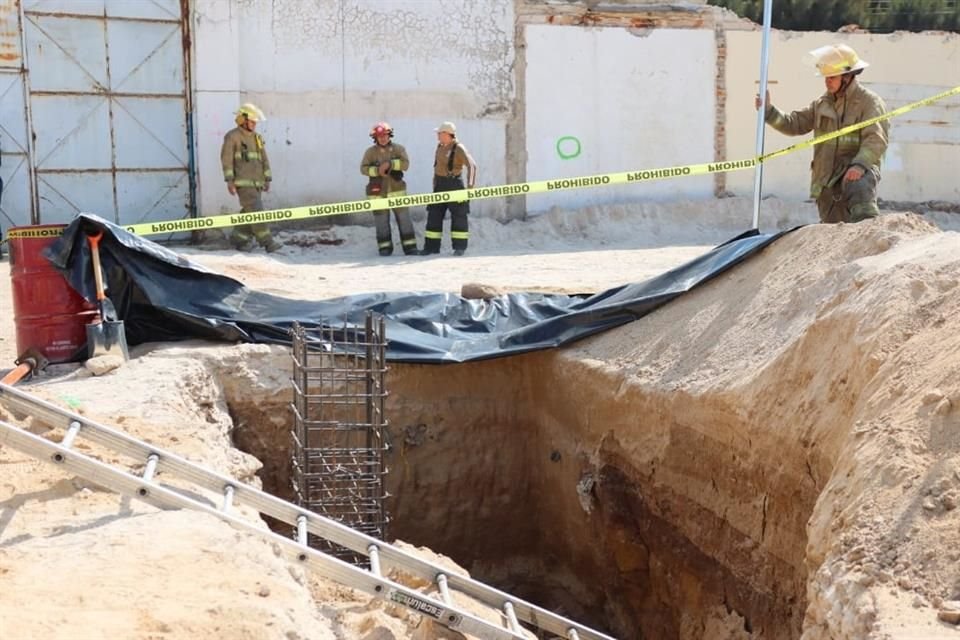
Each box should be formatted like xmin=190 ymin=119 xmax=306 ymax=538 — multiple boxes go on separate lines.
xmin=844 ymin=165 xmax=865 ymax=182
xmin=755 ymin=90 xmax=771 ymax=111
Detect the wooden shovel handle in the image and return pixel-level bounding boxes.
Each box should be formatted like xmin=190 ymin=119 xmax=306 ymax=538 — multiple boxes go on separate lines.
xmin=87 ymin=231 xmax=107 ymax=302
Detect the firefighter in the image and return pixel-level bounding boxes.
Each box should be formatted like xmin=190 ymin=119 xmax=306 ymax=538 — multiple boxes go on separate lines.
xmin=220 ymin=103 xmax=281 ymax=252
xmin=756 ymin=44 xmax=888 ymax=224
xmin=360 ymin=122 xmax=418 ymax=256
xmin=421 ymin=122 xmax=477 ymax=256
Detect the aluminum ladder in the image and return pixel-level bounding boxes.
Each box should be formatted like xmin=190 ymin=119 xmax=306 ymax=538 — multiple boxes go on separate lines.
xmin=0 ymin=383 xmax=615 ymax=640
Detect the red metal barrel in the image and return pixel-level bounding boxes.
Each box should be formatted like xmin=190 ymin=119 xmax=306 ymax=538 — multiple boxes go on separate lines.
xmin=9 ymin=224 xmax=97 ymax=363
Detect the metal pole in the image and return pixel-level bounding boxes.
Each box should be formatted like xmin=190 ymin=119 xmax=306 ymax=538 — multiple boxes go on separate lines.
xmin=751 ymin=0 xmax=775 ymax=230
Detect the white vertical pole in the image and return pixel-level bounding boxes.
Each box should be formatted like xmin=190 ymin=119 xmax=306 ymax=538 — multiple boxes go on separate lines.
xmin=752 ymin=0 xmax=775 ymax=230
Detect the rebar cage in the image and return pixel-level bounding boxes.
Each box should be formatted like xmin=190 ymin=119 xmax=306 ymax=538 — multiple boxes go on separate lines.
xmin=290 ymin=316 xmax=389 ymax=561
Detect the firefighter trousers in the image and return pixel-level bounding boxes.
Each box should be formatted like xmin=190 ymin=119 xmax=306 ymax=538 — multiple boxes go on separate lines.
xmin=233 ymin=187 xmax=276 ymax=247
xmin=816 ymin=169 xmax=880 ymax=224
xmin=422 ymin=176 xmax=469 ymax=254
xmin=374 ymin=206 xmax=417 ymax=256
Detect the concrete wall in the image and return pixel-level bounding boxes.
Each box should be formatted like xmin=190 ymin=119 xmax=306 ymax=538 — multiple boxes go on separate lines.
xmin=725 ymin=31 xmax=960 ymax=203
xmin=190 ymin=1 xmax=959 ymax=223
xmin=193 ymin=0 xmax=515 ymax=219
xmin=524 ymin=25 xmax=716 ymax=212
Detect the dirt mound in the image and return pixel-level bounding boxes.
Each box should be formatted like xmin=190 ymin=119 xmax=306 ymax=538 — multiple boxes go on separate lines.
xmin=559 ymin=214 xmax=960 ymax=637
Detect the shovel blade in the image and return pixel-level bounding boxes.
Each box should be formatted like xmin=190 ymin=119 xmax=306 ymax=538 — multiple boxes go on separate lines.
xmin=86 ymin=320 xmax=129 ymax=361
xmin=98 ymin=297 xmax=119 ymax=323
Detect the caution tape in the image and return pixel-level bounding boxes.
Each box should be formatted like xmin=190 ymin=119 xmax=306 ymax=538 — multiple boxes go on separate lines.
xmin=4 ymin=85 xmax=958 ymax=242
xmin=121 ymin=157 xmax=763 ymax=237
xmin=760 ymin=84 xmax=960 ymax=163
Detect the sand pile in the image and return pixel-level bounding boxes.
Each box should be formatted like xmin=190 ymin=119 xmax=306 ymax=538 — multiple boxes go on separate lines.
xmin=550 ymin=213 xmax=960 ymax=637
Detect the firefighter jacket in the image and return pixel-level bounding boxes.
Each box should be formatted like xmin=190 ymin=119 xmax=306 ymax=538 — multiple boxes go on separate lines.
xmin=765 ymin=78 xmax=888 ymax=198
xmin=432 ymin=142 xmax=477 ymax=187
xmin=221 ymin=126 xmax=272 ymax=189
xmin=361 ymin=142 xmax=410 ymax=196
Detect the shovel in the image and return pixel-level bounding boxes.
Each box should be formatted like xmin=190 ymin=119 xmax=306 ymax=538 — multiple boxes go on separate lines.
xmin=86 ymin=230 xmax=129 ymax=361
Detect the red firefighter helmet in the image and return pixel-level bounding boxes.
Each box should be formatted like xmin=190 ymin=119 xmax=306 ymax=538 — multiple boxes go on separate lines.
xmin=369 ymin=121 xmax=393 ymax=138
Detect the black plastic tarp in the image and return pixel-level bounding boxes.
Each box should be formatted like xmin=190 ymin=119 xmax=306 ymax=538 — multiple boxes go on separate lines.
xmin=45 ymin=214 xmax=785 ymax=363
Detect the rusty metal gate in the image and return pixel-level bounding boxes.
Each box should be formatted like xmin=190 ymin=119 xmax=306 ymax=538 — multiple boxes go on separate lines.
xmin=2 ymin=0 xmax=193 ymax=229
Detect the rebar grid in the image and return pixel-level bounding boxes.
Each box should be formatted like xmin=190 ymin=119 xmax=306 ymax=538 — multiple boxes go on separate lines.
xmin=290 ymin=316 xmax=389 ymax=562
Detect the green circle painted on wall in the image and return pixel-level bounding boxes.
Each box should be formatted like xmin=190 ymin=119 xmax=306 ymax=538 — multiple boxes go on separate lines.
xmin=556 ymin=136 xmax=582 ymax=160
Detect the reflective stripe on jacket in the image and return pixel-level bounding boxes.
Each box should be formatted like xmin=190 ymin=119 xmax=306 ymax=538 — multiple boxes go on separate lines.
xmin=361 ymin=142 xmax=410 ymax=196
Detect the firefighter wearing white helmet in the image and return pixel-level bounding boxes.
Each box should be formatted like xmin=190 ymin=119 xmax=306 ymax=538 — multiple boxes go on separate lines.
xmin=219 ymin=102 xmax=281 ymax=252
xmin=421 ymin=121 xmax=478 ymax=256
xmin=360 ymin=122 xmax=418 ymax=256
xmin=755 ymin=44 xmax=888 ymax=224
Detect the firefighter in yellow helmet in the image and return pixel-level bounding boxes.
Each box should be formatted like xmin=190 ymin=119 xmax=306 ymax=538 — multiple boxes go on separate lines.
xmin=360 ymin=122 xmax=418 ymax=256
xmin=756 ymin=44 xmax=888 ymax=224
xmin=220 ymin=103 xmax=281 ymax=252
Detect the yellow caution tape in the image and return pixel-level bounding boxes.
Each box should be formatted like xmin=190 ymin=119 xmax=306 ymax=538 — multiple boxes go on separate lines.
xmin=760 ymin=84 xmax=960 ymax=163
xmin=3 ymin=85 xmax=957 ymax=241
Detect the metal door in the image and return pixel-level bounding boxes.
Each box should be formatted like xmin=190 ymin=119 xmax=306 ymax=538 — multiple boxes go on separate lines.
xmin=0 ymin=69 xmax=33 ymax=231
xmin=23 ymin=0 xmax=192 ymax=226
xmin=0 ymin=0 xmax=33 ymax=231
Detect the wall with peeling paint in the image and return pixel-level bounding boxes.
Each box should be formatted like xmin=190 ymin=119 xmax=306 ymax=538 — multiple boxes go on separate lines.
xmin=725 ymin=31 xmax=960 ymax=204
xmin=193 ymin=0 xmax=515 ymax=220
xmin=4 ymin=1 xmax=958 ymax=229
xmin=191 ymin=2 xmax=959 ymax=224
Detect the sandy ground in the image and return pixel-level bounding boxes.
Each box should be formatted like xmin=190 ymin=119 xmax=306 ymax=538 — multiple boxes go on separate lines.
xmin=3 ymin=197 xmax=960 ymax=639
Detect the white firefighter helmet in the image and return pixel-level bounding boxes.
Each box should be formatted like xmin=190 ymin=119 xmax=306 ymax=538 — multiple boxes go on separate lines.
xmin=805 ymin=44 xmax=869 ymax=78
xmin=235 ymin=103 xmax=266 ymax=123
xmin=434 ymin=121 xmax=457 ymax=136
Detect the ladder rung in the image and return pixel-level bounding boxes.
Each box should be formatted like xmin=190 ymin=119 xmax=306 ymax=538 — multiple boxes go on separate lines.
xmin=221 ymin=485 xmax=235 ymax=512
xmin=138 ymin=454 xmax=159 ymax=496
xmin=53 ymin=420 xmax=82 ymax=462
xmin=367 ymin=543 xmax=381 ymax=577
xmin=504 ymin=601 xmax=520 ymax=633
xmin=436 ymin=573 xmax=452 ymax=605
xmin=569 ymin=629 xmax=581 ymax=640
xmin=297 ymin=514 xmax=308 ymax=545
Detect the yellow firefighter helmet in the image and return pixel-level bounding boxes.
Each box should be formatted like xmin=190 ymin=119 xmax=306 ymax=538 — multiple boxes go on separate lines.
xmin=235 ymin=103 xmax=266 ymax=125
xmin=805 ymin=44 xmax=869 ymax=78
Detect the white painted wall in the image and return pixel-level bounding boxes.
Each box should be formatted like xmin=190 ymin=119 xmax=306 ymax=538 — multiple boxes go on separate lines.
xmin=193 ymin=0 xmax=514 ymax=219
xmin=524 ymin=25 xmax=717 ymax=213
xmin=725 ymin=31 xmax=960 ymax=203
xmin=191 ymin=1 xmax=960 ymax=224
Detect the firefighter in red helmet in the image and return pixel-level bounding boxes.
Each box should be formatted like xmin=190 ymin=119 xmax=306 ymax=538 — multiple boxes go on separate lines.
xmin=360 ymin=122 xmax=417 ymax=256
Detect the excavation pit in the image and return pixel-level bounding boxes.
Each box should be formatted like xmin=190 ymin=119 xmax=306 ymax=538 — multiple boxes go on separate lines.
xmin=225 ymin=348 xmax=812 ymax=638
xmin=219 ymin=215 xmax=960 ymax=639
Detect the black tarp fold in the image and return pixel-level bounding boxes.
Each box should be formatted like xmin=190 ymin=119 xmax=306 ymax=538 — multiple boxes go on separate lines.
xmin=45 ymin=214 xmax=785 ymax=363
